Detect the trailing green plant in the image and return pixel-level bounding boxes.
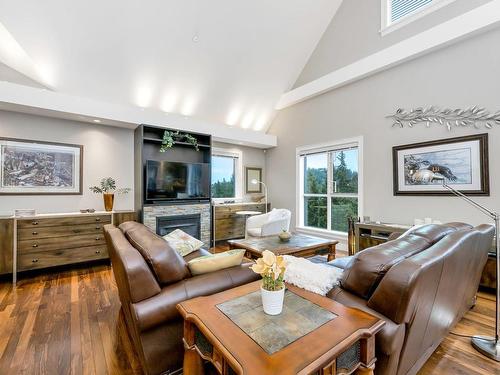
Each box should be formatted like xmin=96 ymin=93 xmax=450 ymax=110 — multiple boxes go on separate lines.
xmin=89 ymin=177 xmax=131 ymax=194
xmin=160 ymin=130 xmax=199 ymax=152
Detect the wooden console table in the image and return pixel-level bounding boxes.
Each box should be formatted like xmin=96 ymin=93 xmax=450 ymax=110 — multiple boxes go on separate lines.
xmin=354 ymin=222 xmax=411 ymax=254
xmin=177 ymin=281 xmax=384 ymax=375
xmin=213 ymin=202 xmax=269 ymax=241
xmin=0 ymin=210 xmax=136 ymax=283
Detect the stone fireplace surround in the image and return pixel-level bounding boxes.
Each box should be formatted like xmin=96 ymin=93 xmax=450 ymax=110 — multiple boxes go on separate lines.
xmin=143 ymin=202 xmax=211 ymax=248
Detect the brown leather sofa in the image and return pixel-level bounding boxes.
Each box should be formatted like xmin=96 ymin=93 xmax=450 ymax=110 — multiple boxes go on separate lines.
xmin=327 ymin=223 xmax=494 ymax=375
xmin=103 ymin=221 xmax=259 ymax=375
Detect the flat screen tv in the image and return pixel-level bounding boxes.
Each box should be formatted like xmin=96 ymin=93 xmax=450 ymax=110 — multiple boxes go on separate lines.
xmin=146 ymin=160 xmax=210 ymax=201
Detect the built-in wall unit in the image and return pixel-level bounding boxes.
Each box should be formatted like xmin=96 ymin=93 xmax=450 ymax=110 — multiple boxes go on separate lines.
xmin=134 ymin=124 xmax=213 ymax=247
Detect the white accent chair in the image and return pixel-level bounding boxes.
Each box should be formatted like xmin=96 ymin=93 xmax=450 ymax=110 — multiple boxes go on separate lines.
xmin=245 ymin=208 xmax=292 ymax=238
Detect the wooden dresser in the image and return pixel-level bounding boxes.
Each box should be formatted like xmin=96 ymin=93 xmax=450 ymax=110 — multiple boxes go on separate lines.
xmin=213 ymin=202 xmax=269 ymax=241
xmin=0 ymin=210 xmax=136 ymax=283
xmin=16 ymin=214 xmax=111 ymax=272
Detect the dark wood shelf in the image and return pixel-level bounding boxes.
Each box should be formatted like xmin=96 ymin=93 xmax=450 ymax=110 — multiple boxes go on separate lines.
xmin=142 ymin=137 xmax=210 ymax=148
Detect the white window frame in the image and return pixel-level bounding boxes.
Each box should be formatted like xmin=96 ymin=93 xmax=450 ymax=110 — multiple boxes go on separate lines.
xmin=380 ymin=0 xmax=457 ymax=36
xmin=211 ymin=147 xmax=242 ymax=202
xmin=295 ymin=136 xmax=363 ymax=241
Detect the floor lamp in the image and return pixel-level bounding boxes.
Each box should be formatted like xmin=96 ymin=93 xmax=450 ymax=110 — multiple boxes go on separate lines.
xmin=442 ymin=181 xmax=500 ymax=361
xmin=251 ymin=179 xmax=268 ymax=213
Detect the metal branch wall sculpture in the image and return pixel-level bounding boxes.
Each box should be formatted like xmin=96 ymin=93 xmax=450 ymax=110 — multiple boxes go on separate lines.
xmin=388 ymin=106 xmax=500 ymax=130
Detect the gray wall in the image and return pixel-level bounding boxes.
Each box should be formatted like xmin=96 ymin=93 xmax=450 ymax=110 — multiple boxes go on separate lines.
xmin=267 ymin=27 xmax=500 ymax=228
xmin=0 ymin=111 xmax=135 ymax=213
xmin=294 ymin=0 xmax=492 ymax=87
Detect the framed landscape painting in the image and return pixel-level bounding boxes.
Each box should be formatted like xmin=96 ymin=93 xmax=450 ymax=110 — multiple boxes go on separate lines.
xmin=393 ymin=134 xmax=489 ymax=196
xmin=0 ymin=137 xmax=83 ymax=195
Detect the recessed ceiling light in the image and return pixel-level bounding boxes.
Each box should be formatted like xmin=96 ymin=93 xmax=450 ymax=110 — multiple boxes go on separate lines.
xmin=192 ymin=35 xmax=200 ymax=43
xmin=241 ymin=113 xmax=254 ymax=129
xmin=160 ymin=92 xmax=178 ymax=112
xmin=135 ymin=83 xmax=154 ymax=108
xmin=181 ymin=97 xmax=197 ymax=116
xmin=226 ymin=108 xmax=241 ymax=126
xmin=253 ymin=115 xmax=268 ymax=131
xmin=93 ymin=119 xmax=101 ymax=123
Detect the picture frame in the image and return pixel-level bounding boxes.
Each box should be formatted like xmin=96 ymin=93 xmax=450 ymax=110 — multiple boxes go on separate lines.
xmin=245 ymin=167 xmax=262 ymax=193
xmin=0 ymin=137 xmax=83 ymax=195
xmin=392 ymin=134 xmax=489 ymax=196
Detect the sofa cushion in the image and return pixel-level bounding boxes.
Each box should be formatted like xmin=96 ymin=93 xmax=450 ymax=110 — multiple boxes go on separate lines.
xmin=119 ymin=222 xmax=190 ymax=285
xmin=188 ymin=249 xmax=245 ymax=276
xmin=163 ymin=229 xmax=204 ymax=256
xmin=183 ymin=248 xmax=211 ymax=262
xmin=340 ymin=224 xmax=457 ymax=299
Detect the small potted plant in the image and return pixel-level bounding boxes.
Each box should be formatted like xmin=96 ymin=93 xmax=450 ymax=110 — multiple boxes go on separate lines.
xmin=251 ymin=250 xmax=287 ymax=315
xmin=89 ymin=177 xmax=131 ymax=212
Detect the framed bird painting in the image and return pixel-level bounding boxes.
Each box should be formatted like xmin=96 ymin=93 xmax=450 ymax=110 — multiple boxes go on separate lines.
xmin=393 ymin=134 xmax=489 ymax=196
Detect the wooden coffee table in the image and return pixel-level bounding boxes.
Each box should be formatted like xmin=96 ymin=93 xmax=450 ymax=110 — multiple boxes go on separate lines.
xmin=177 ymin=281 xmax=385 ymax=375
xmin=228 ymin=233 xmax=338 ymax=261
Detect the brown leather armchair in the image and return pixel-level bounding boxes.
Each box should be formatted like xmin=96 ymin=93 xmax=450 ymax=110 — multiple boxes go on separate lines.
xmin=328 ymin=223 xmax=494 ymax=375
xmin=104 ymin=221 xmax=259 ymax=375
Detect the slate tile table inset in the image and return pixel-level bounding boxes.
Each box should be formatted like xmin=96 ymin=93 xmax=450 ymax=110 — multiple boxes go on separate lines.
xmin=217 ymin=290 xmax=336 ymax=354
xmin=177 ymin=281 xmax=385 ymax=375
xmin=228 ymin=233 xmax=339 ymax=261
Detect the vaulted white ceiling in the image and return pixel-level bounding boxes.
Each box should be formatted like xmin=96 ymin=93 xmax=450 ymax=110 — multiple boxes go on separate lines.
xmin=0 ymin=0 xmax=342 ymax=133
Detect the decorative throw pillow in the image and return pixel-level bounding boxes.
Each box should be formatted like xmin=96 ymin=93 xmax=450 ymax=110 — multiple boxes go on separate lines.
xmin=163 ymin=229 xmax=204 ymax=257
xmin=188 ymin=249 xmax=245 ymax=276
xmin=283 ymin=255 xmax=343 ymax=296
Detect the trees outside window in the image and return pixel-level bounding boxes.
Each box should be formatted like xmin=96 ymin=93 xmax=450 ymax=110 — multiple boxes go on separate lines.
xmin=300 ymin=146 xmax=359 ymax=233
xmin=211 ymin=155 xmax=236 ymax=198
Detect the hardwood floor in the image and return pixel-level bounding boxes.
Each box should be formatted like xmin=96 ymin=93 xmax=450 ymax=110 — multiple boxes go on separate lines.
xmin=0 ymin=263 xmax=498 ymax=375
xmin=0 ymin=264 xmax=142 ymax=375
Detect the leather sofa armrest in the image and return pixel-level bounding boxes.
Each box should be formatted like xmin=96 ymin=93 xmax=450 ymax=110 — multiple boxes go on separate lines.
xmin=132 ymin=262 xmax=259 ymax=332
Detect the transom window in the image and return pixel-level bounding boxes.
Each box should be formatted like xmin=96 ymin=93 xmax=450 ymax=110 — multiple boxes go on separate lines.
xmin=381 ymin=0 xmax=456 ymax=35
xmin=297 ymin=139 xmax=362 ymax=234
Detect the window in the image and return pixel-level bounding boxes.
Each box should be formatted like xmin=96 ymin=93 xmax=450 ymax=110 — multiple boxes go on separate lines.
xmin=211 ymin=154 xmax=236 ymax=198
xmin=297 ymin=138 xmax=362 ymax=235
xmin=381 ymin=0 xmax=456 ymax=35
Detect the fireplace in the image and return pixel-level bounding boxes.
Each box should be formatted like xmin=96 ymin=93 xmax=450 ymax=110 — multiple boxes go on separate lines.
xmin=156 ymin=214 xmax=201 ymax=239
xmin=143 ymin=202 xmax=211 ymax=247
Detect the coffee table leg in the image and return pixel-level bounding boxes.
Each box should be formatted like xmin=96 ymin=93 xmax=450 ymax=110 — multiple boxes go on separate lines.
xmin=327 ymin=243 xmax=336 ymax=262
xmin=183 ymin=346 xmax=204 ymax=375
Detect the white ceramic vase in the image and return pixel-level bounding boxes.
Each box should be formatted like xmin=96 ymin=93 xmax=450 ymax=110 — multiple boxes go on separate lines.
xmin=260 ymin=286 xmax=285 ymax=315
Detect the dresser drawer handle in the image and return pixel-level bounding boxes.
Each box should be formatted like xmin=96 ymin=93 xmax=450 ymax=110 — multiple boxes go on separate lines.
xmin=95 ymin=237 xmax=101 ymax=241
xmin=32 ymin=231 xmax=38 ymax=235
xmin=32 ymin=259 xmax=39 ymax=263
xmin=95 ymin=250 xmax=101 ymax=254
xmin=32 ymin=244 xmax=38 ymax=248
xmin=32 ymin=221 xmax=39 ymax=225
xmin=96 ymin=218 xmax=101 ymax=222
xmin=95 ymin=226 xmax=101 ymax=230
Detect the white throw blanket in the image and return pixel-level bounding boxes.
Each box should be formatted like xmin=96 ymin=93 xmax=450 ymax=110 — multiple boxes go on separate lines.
xmin=283 ymin=255 xmax=343 ymax=296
